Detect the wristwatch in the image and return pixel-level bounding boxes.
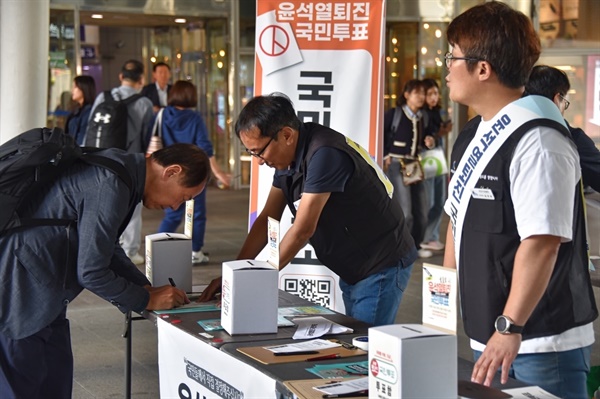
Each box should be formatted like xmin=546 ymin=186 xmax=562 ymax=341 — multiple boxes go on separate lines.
xmin=494 ymin=315 xmax=524 ymax=335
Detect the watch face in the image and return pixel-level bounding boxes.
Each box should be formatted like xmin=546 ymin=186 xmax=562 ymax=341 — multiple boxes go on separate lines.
xmin=495 ymin=316 xmax=508 ymax=333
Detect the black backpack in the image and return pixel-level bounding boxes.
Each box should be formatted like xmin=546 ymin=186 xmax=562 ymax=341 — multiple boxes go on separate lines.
xmin=85 ymin=91 xmax=142 ymax=150
xmin=0 ymin=127 xmax=132 ymax=235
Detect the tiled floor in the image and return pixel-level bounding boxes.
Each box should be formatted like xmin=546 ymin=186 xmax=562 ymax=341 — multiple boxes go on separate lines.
xmin=68 ymin=186 xmax=600 ymax=398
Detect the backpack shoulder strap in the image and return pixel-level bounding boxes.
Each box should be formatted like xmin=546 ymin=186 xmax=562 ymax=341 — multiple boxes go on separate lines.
xmin=421 ymin=109 xmax=429 ymax=130
xmin=122 ymin=94 xmax=143 ymax=106
xmin=103 ymin=90 xmax=116 ymax=103
xmin=391 ymin=106 xmax=402 ymax=133
xmin=80 ymin=153 xmax=133 ymax=192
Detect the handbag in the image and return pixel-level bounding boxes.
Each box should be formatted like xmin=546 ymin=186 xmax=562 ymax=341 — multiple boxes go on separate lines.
xmin=421 ymin=147 xmax=449 ymax=179
xmin=399 ymin=157 xmax=424 ymax=186
xmin=146 ymin=108 xmax=164 ymax=157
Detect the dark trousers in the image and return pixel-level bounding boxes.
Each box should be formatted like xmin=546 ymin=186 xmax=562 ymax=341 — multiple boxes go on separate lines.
xmin=0 ymin=309 xmax=73 ymax=399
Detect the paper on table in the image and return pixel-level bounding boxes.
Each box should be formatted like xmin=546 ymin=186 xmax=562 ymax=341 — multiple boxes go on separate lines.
xmin=292 ymin=316 xmax=353 ymax=339
xmin=502 ymin=386 xmax=561 ymax=399
xmin=313 ymin=377 xmax=368 ymax=394
xmin=265 ymin=339 xmax=341 ymax=354
xmin=154 ymin=301 xmax=220 ymax=314
xmin=306 ymin=361 xmax=369 ymax=379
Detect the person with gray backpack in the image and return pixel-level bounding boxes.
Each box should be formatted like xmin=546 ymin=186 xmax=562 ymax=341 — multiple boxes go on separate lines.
xmin=87 ymin=59 xmax=154 ymax=265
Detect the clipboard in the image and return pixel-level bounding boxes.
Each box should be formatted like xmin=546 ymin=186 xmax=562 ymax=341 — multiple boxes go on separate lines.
xmin=283 ymin=378 xmax=367 ymax=399
xmin=237 ymin=345 xmax=366 ymax=364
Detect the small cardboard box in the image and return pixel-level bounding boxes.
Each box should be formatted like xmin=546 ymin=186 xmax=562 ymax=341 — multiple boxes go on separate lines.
xmin=221 ymin=259 xmax=278 ymax=335
xmin=368 ymin=324 xmax=457 ymax=399
xmin=145 ymin=233 xmax=192 ymax=293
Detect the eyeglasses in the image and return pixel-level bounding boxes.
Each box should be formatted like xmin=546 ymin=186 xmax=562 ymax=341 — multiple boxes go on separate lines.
xmin=444 ymin=52 xmax=482 ymax=68
xmin=245 ymin=135 xmax=275 ymax=160
xmin=559 ymin=94 xmax=570 ymax=111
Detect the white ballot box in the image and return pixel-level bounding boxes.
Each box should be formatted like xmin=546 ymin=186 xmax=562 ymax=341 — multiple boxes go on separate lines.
xmin=221 ymin=259 xmax=278 ymax=335
xmin=368 ymin=324 xmax=457 ymax=399
xmin=145 ymin=233 xmax=192 ymax=293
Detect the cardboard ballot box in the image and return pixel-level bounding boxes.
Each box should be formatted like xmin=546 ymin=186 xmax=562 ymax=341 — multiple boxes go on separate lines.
xmin=145 ymin=233 xmax=192 ymax=293
xmin=368 ymin=324 xmax=457 ymax=399
xmin=221 ymin=260 xmax=278 ymax=335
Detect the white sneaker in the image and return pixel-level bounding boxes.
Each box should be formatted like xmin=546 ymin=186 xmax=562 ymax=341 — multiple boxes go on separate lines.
xmin=420 ymin=241 xmax=445 ymax=251
xmin=128 ymin=253 xmax=145 ymax=265
xmin=192 ymin=251 xmax=209 ymax=265
xmin=417 ymin=249 xmax=433 ymax=258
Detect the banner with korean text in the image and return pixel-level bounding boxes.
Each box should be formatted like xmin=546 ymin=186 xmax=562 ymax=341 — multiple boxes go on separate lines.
xmin=157 ymin=318 xmax=275 ymax=398
xmin=251 ymin=1 xmax=386 ymax=313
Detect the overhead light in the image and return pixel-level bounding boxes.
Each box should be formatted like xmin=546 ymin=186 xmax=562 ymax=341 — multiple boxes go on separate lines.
xmin=175 ymin=18 xmax=187 ymax=24
xmin=91 ymin=14 xmax=103 ymax=19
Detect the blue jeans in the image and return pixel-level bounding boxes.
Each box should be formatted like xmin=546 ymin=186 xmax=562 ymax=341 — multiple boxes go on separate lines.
xmin=474 ymin=345 xmax=592 ymax=398
xmin=159 ymin=189 xmax=207 ymax=252
xmin=423 ymin=174 xmax=446 ymax=242
xmin=339 ymin=256 xmax=414 ymax=326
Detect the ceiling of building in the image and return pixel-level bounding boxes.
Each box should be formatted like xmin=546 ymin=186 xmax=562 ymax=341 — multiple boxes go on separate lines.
xmin=79 ymin=11 xmax=206 ymax=28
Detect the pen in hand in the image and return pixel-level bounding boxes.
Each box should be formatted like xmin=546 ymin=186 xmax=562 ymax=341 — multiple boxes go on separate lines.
xmin=168 ymin=278 xmax=189 ymax=306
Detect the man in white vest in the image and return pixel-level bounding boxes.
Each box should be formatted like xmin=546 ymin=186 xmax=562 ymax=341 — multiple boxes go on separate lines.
xmin=442 ymin=2 xmax=597 ymax=398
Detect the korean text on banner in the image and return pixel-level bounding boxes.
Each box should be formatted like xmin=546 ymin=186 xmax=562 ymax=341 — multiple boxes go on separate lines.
xmin=252 ymin=0 xmax=387 ymax=313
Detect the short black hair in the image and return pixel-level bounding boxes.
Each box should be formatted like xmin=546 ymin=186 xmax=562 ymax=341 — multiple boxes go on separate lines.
xmin=525 ymin=65 xmax=570 ymax=101
xmin=447 ymin=1 xmax=540 ymax=88
xmin=150 ymin=144 xmax=210 ymax=188
xmin=121 ymin=59 xmax=144 ymax=83
xmin=235 ymin=93 xmax=300 ymax=139
xmin=153 ymin=62 xmax=171 ymax=72
xmin=398 ymin=79 xmax=424 ymax=106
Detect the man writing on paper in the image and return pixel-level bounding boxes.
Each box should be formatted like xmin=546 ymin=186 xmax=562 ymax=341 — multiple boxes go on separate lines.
xmin=0 ymin=144 xmax=209 ymax=398
xmin=200 ymin=94 xmax=417 ymax=326
xmin=442 ymin=3 xmax=597 ymax=398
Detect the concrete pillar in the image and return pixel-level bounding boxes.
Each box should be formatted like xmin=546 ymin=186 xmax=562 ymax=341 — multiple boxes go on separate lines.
xmin=0 ymin=0 xmax=49 ymax=143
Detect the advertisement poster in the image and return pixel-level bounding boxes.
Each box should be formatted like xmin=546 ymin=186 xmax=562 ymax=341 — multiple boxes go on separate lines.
xmin=422 ymin=263 xmax=457 ymax=334
xmin=157 ymin=318 xmax=275 ymax=398
xmin=253 ymin=0 xmax=387 ymax=313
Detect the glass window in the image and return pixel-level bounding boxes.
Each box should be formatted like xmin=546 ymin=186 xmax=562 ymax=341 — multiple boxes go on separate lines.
xmin=48 ymin=9 xmax=77 ymax=129
xmin=539 ymin=0 xmax=600 ymax=48
xmin=384 ymin=23 xmax=419 ymax=110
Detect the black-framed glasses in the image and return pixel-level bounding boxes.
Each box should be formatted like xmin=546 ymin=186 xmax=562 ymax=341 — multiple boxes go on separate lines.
xmin=444 ymin=52 xmax=482 ymax=68
xmin=559 ymin=94 xmax=570 ymax=111
xmin=245 ymin=135 xmax=275 ymax=160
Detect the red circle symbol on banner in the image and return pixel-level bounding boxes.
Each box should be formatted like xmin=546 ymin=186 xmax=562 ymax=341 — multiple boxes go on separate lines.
xmin=259 ymin=25 xmax=290 ymax=57
xmin=370 ymin=358 xmax=379 ymax=376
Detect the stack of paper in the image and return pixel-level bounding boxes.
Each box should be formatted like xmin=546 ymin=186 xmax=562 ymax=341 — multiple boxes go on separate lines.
xmin=292 ymin=316 xmax=353 ymax=339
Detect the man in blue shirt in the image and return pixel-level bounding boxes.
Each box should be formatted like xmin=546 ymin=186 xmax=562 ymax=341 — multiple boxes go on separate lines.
xmin=0 ymin=144 xmax=210 ymax=399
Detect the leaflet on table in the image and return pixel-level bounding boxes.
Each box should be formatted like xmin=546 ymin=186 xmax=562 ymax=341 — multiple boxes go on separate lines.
xmin=422 ymin=263 xmax=457 ymax=334
xmin=313 ymin=377 xmax=368 ymax=395
xmin=265 ymin=339 xmax=340 ymax=354
xmin=197 ymin=315 xmax=294 ymax=331
xmin=154 ymin=301 xmax=220 ymax=314
xmin=278 ymin=305 xmax=335 ymax=316
xmin=306 ymin=361 xmax=368 ymax=379
xmin=292 ymin=316 xmax=353 ymax=339
xmin=501 ymin=386 xmax=561 ymax=399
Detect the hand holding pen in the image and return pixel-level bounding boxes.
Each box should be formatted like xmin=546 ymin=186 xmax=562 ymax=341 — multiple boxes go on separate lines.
xmin=144 ymin=282 xmax=189 ymax=310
